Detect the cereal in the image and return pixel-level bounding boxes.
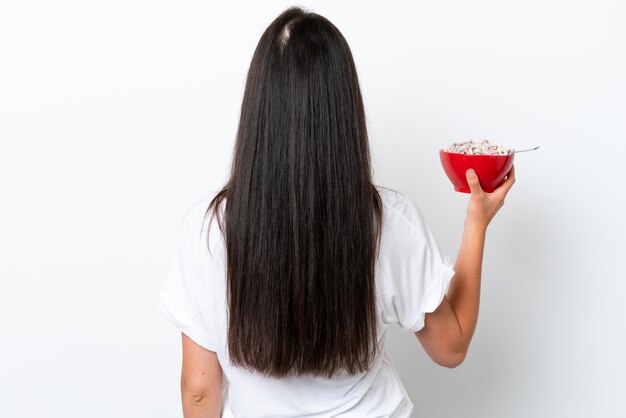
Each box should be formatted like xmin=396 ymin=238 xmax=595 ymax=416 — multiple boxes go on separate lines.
xmin=442 ymin=139 xmax=513 ymax=156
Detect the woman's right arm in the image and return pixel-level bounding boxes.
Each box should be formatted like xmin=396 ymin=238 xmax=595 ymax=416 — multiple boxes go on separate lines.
xmin=415 ymin=166 xmax=516 ymax=368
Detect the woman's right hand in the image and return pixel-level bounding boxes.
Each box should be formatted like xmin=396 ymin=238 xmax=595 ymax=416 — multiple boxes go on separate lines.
xmin=464 ymin=165 xmax=516 ymax=230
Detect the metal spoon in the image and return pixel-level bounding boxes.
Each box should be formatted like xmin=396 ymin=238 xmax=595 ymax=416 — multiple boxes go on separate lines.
xmin=513 ymin=146 xmax=540 ymax=153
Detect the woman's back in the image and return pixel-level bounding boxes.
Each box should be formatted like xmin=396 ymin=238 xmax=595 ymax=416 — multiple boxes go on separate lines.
xmin=158 ymin=185 xmax=456 ymax=417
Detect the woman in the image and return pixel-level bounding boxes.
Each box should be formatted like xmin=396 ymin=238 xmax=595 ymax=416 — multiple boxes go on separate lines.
xmin=158 ymin=6 xmax=515 ymax=417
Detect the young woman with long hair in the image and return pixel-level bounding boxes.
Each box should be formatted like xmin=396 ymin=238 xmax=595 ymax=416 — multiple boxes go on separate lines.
xmin=158 ymin=6 xmax=515 ymax=417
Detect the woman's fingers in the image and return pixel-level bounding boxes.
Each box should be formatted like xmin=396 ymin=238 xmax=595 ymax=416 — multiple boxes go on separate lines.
xmin=495 ymin=165 xmax=516 ymax=198
xmin=506 ymin=165 xmax=516 ymax=183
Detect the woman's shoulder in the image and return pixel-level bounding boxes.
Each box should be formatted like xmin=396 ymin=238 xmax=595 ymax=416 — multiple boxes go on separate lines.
xmin=175 ymin=189 xmax=227 ymax=260
xmin=375 ymin=185 xmax=408 ymax=207
xmin=375 ymin=185 xmax=429 ymax=234
xmin=175 ymin=191 xmax=218 ymax=234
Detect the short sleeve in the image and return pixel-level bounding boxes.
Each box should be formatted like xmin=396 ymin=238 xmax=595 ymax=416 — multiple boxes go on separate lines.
xmin=378 ymin=192 xmax=456 ymax=333
xmin=157 ymin=199 xmax=218 ymax=352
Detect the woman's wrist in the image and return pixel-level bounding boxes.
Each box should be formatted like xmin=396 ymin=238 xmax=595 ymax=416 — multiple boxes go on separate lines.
xmin=463 ymin=217 xmax=488 ymax=234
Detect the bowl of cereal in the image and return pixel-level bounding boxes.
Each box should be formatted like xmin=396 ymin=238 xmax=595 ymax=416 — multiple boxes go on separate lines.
xmin=440 ymin=140 xmax=514 ymax=193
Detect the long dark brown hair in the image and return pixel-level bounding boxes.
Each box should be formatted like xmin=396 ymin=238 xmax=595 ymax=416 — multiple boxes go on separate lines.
xmin=204 ymin=6 xmax=384 ymax=378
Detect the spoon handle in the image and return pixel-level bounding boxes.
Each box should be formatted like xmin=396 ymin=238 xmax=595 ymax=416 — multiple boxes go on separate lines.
xmin=514 ymin=146 xmax=540 ymax=153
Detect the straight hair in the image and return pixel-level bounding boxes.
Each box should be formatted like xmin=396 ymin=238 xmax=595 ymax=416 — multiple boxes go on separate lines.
xmin=204 ymin=6 xmax=384 ymax=378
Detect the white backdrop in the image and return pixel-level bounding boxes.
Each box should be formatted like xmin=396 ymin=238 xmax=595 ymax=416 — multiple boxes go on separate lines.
xmin=1 ymin=1 xmax=625 ymax=417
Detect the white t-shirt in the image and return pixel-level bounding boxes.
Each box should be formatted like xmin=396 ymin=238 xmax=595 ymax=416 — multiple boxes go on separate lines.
xmin=158 ymin=185 xmax=456 ymax=418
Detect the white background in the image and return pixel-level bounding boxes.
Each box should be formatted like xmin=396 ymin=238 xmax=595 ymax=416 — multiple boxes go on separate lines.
xmin=1 ymin=1 xmax=625 ymax=417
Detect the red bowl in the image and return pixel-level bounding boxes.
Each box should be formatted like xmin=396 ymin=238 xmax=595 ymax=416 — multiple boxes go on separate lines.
xmin=439 ymin=150 xmax=514 ymax=193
